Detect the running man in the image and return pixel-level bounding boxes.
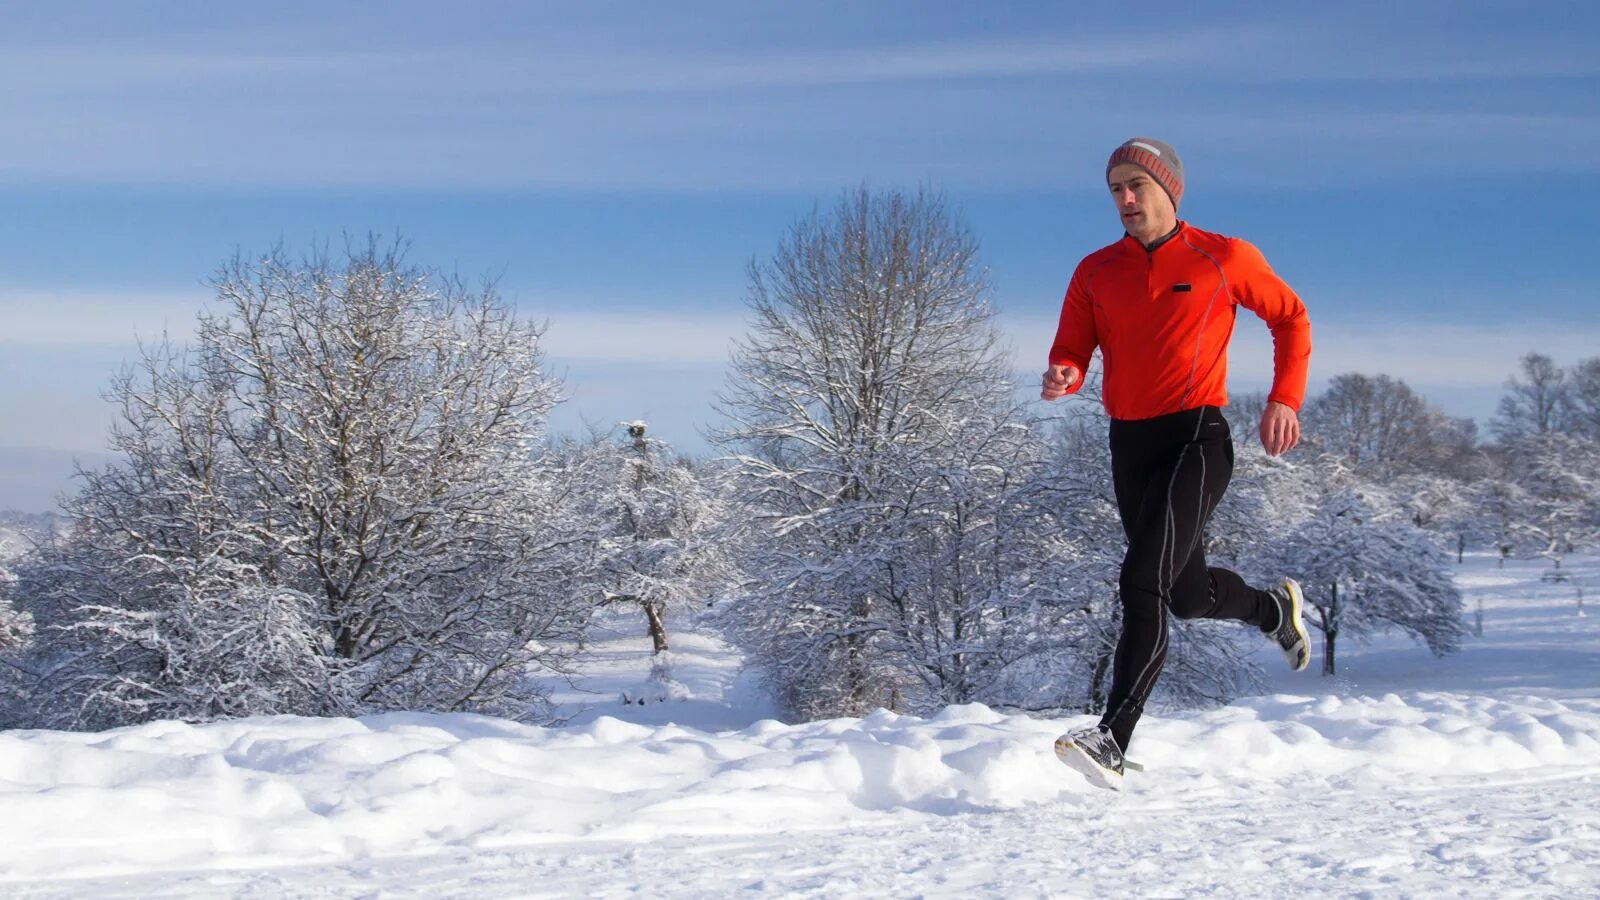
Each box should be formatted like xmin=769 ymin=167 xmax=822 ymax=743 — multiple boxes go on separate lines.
xmin=1042 ymin=137 xmax=1313 ymax=790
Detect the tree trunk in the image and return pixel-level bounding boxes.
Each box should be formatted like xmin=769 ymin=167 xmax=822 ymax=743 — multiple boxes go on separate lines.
xmin=643 ymin=600 xmax=669 ymax=654
xmin=1322 ymin=581 xmax=1339 ymax=677
xmin=846 ymin=596 xmax=870 ymax=714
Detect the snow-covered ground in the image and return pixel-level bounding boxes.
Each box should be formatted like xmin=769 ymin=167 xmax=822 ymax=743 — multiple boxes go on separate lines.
xmin=2 ymin=554 xmax=1597 ymax=898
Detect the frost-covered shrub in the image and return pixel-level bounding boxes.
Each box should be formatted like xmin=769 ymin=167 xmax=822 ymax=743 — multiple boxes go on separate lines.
xmin=10 ymin=244 xmax=588 ymax=728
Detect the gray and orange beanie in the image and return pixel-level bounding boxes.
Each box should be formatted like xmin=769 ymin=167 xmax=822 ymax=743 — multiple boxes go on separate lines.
xmin=1106 ymin=138 xmax=1184 ymax=208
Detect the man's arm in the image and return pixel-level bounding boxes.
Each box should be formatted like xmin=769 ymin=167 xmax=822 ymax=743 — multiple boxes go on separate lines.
xmin=1042 ymin=264 xmax=1097 ymax=402
xmin=1230 ymin=239 xmax=1311 ymax=454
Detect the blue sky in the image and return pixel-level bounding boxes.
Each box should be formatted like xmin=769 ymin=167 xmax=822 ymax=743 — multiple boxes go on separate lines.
xmin=2 ymin=1 xmax=1598 ymax=510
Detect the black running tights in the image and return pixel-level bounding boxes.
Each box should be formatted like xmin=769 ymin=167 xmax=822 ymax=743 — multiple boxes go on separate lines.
xmin=1098 ymin=405 xmax=1276 ymax=752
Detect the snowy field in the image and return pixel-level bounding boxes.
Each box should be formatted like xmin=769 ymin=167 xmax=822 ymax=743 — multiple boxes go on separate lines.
xmin=2 ymin=554 xmax=1596 ymax=898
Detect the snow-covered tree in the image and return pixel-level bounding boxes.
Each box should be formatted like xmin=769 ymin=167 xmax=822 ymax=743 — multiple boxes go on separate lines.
xmin=1391 ymin=472 xmax=1497 ymax=562
xmin=0 ymin=514 xmax=49 ymax=721
xmin=560 ymin=423 xmax=738 ymax=654
xmin=0 ymin=516 xmax=40 ymax=650
xmin=1464 ymin=476 xmax=1534 ymax=565
xmin=714 ymin=186 xmax=1038 ymax=719
xmin=1301 ymin=372 xmax=1475 ymax=478
xmin=993 ymin=411 xmax=1123 ymax=713
xmin=0 ymin=565 xmax=30 ymax=649
xmin=0 ymin=567 xmax=35 ymax=726
xmin=1563 ymin=356 xmax=1600 ymax=441
xmin=1493 ymin=352 xmax=1567 ymax=441
xmin=1270 ymin=461 xmax=1464 ymax=675
xmin=1227 ymin=391 xmax=1269 ymax=436
xmin=1501 ymin=432 xmax=1600 ymax=569
xmin=860 ymin=410 xmax=1047 ymax=713
xmin=10 ymin=243 xmax=588 ymax=728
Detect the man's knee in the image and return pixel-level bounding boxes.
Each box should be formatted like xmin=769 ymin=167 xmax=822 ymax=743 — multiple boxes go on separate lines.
xmin=1118 ymin=568 xmax=1168 ymax=621
xmin=1167 ymin=589 xmax=1214 ymax=620
xmin=1121 ymin=544 xmax=1213 ymax=619
xmin=1166 ymin=571 xmax=1217 ymax=620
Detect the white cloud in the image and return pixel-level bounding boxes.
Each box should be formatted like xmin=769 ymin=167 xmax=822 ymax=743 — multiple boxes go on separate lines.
xmin=0 ymin=285 xmax=748 ymax=363
xmin=506 ymin=35 xmax=1226 ymax=93
xmin=539 ymin=310 xmax=745 ymax=365
xmin=0 ymin=289 xmax=206 ymax=346
xmin=0 ymin=32 xmax=1232 ymax=98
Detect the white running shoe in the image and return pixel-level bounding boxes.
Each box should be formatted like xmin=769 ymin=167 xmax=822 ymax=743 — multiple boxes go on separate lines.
xmin=1266 ymin=577 xmax=1311 ymax=672
xmin=1053 ymin=724 xmax=1124 ymax=791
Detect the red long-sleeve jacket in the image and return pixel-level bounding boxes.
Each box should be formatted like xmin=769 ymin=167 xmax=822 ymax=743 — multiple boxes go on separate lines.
xmin=1048 ymin=221 xmax=1311 ymax=420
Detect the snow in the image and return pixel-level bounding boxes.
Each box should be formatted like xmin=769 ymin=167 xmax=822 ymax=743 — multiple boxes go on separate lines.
xmin=541 ymin=620 xmax=779 ymax=730
xmin=1256 ymin=554 xmax=1600 ymax=700
xmin=3 ymin=555 xmax=1599 ymax=897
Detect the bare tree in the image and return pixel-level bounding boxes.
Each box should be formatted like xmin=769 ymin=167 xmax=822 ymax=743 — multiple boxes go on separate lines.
xmin=1302 ymin=372 xmax=1474 ymax=477
xmin=10 ymin=242 xmax=589 ymax=728
xmin=1564 ymin=356 xmax=1600 ymax=441
xmin=1493 ymin=352 xmax=1568 ymax=441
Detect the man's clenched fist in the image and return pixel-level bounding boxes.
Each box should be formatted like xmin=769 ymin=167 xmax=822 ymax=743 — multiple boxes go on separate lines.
xmin=1041 ymin=364 xmax=1081 ymax=401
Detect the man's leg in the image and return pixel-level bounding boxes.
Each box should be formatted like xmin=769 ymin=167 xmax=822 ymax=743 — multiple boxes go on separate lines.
xmin=1098 ymin=426 xmax=1272 ymax=751
xmin=1164 ymin=435 xmax=1278 ymax=626
xmin=1173 ymin=564 xmax=1278 ymax=626
xmin=1098 ymin=438 xmax=1204 ymax=752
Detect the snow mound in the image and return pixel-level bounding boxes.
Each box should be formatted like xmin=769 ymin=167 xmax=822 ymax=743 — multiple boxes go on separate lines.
xmin=2 ymin=692 xmax=1597 ymax=883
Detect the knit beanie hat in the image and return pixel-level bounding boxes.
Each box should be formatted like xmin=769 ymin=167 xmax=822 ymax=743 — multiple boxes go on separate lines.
xmin=1106 ymin=137 xmax=1183 ymax=209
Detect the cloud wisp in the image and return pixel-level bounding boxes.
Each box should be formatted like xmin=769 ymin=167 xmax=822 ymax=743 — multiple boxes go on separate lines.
xmin=2 ymin=8 xmax=1594 ymax=191
xmin=540 ymin=310 xmax=747 ymax=365
xmin=0 ymin=289 xmax=207 ymax=347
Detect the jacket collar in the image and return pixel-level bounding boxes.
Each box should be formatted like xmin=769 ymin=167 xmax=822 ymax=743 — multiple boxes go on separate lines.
xmin=1121 ymin=220 xmax=1185 ymax=254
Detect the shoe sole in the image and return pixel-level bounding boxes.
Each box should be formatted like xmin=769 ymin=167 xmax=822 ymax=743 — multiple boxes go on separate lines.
xmin=1282 ymin=578 xmax=1310 ymax=672
xmin=1053 ymin=735 xmax=1122 ymax=791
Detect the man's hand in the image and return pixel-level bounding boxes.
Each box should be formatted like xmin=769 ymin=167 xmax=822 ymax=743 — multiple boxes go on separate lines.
xmin=1041 ymin=364 xmax=1081 ymax=401
xmin=1259 ymin=401 xmax=1301 ymax=456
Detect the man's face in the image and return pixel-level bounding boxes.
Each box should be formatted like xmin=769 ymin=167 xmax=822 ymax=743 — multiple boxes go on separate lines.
xmin=1106 ymin=162 xmax=1175 ymax=236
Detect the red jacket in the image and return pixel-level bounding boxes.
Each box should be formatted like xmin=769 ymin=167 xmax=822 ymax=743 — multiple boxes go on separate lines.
xmin=1048 ymin=221 xmax=1311 ymax=420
